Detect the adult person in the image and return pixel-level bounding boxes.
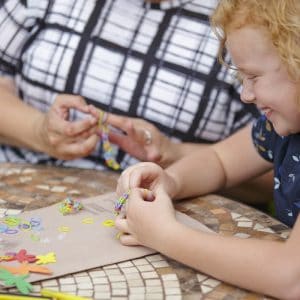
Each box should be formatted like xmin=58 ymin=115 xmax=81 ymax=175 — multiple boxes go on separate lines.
xmin=0 ymin=0 xmax=259 ymax=169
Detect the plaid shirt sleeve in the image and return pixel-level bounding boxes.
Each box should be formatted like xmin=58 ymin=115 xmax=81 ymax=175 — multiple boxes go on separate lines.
xmin=0 ymin=0 xmax=39 ymax=77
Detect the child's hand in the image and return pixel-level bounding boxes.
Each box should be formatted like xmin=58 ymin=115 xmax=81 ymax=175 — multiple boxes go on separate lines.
xmin=115 ymin=187 xmax=177 ymax=248
xmin=39 ymin=94 xmax=99 ymax=160
xmin=116 ymin=162 xmax=177 ymax=197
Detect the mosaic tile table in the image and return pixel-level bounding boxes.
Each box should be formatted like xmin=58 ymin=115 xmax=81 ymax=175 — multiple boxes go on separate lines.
xmin=0 ymin=163 xmax=290 ymax=300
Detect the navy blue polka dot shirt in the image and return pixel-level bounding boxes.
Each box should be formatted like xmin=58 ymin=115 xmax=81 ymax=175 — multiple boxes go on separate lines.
xmin=252 ymin=115 xmax=300 ymax=227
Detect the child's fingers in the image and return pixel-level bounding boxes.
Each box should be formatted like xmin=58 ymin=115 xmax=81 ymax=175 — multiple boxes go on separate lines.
xmin=114 ymin=217 xmax=130 ymax=233
xmin=119 ymin=234 xmax=139 ymax=246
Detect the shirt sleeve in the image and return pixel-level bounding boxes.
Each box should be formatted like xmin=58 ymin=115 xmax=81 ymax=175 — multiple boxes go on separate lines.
xmin=251 ymin=115 xmax=278 ymax=162
xmin=0 ymin=0 xmax=36 ymax=77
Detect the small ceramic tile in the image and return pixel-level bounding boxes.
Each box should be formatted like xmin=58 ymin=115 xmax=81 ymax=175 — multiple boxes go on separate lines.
xmin=129 ymin=286 xmax=146 ymax=294
xmin=0 ymin=208 xmax=8 ymax=215
xmin=196 ymin=273 xmax=208 ymax=282
xmin=6 ymin=209 xmax=21 ymax=215
xmin=94 ymin=284 xmax=110 ymax=292
xmin=164 ymin=287 xmax=181 ymax=295
xmin=51 ymin=186 xmax=67 ymax=193
xmin=60 ymin=284 xmax=77 ymax=292
xmin=30 ymin=285 xmax=42 ymax=292
xmin=142 ymin=271 xmax=159 ymax=279
xmin=68 ymin=189 xmax=81 ymax=195
xmin=237 ymin=221 xmax=253 ymax=228
xmin=280 ymin=232 xmax=290 ymax=239
xmin=201 ymin=284 xmax=213 ymax=294
xmin=144 ymin=293 xmax=164 ymax=300
xmin=146 ymin=286 xmax=163 ymax=293
xmin=41 ymin=279 xmax=59 ymax=287
xmin=129 ymin=294 xmax=146 ymax=300
xmin=6 ymin=168 xmax=21 ymax=175
xmin=127 ymin=279 xmax=144 ymax=287
xmin=111 ymin=282 xmax=127 ymax=289
xmin=163 ymin=281 xmax=180 ymax=288
xmin=36 ymin=184 xmax=50 ymax=190
xmin=63 ymin=176 xmax=79 ymax=184
xmin=103 ymin=264 xmax=118 ymax=270
xmin=230 ymin=212 xmax=242 ymax=219
xmin=236 ymin=217 xmax=252 ymax=222
xmin=118 ymin=261 xmax=134 ymax=268
xmin=133 ymin=258 xmax=148 ymax=266
xmin=211 ymin=208 xmax=227 ymax=214
xmin=146 ymin=254 xmax=164 ymax=262
xmin=257 ymin=227 xmax=275 ymax=233
xmin=107 ymin=274 xmax=126 ymax=282
xmin=92 ymin=277 xmax=109 ymax=284
xmin=161 ymin=274 xmax=178 ymax=281
xmin=59 ymin=278 xmax=75 ymax=284
xmin=145 ymin=279 xmax=162 ymax=286
xmin=104 ymin=269 xmax=122 ymax=276
xmin=254 ymin=223 xmax=265 ymax=230
xmin=122 ymin=267 xmax=139 ymax=274
xmin=203 ymin=278 xmax=220 ymax=288
xmin=89 ymin=270 xmax=106 ymax=277
xmin=19 ymin=176 xmax=32 ymax=183
xmin=137 ymin=264 xmax=154 ymax=272
xmin=77 ymin=289 xmax=94 ymax=297
xmin=94 ymin=292 xmax=111 ymax=299
xmin=22 ymin=168 xmax=36 ymax=174
xmin=151 ymin=261 xmax=169 ymax=268
xmin=74 ymin=276 xmax=91 ymax=283
xmin=77 ymin=282 xmax=93 ymax=289
xmin=111 ymin=288 xmax=127 ymax=296
xmin=124 ymin=272 xmax=142 ymax=280
xmin=165 ymin=296 xmax=182 ymax=300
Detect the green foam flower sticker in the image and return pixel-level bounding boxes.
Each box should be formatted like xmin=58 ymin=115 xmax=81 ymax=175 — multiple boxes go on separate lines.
xmin=0 ymin=268 xmax=33 ymax=294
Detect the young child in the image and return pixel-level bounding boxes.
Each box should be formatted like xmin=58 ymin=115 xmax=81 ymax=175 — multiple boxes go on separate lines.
xmin=114 ymin=0 xmax=300 ymax=298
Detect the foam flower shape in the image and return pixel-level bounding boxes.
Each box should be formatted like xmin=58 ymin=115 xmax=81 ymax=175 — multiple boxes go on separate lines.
xmin=0 ymin=255 xmax=14 ymax=262
xmin=36 ymin=252 xmax=56 ymax=265
xmin=0 ymin=262 xmax=52 ymax=275
xmin=8 ymin=249 xmax=37 ymax=263
xmin=0 ymin=269 xmax=33 ymax=294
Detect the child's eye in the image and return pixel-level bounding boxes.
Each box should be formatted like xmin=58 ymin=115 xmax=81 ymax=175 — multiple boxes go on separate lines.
xmin=248 ymin=75 xmax=257 ymax=80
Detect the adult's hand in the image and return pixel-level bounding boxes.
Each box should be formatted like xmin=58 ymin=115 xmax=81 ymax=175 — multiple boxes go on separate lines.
xmin=39 ymin=94 xmax=99 ymax=160
xmin=89 ymin=107 xmax=173 ymax=166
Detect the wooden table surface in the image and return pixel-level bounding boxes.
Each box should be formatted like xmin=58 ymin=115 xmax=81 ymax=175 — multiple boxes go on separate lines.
xmin=0 ymin=163 xmax=290 ymax=299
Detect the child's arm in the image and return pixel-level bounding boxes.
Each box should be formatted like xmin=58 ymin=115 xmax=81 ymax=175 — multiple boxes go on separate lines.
xmin=166 ymin=124 xmax=272 ymax=199
xmin=117 ymin=125 xmax=272 ymax=199
xmin=116 ymin=188 xmax=300 ymax=300
xmin=152 ymin=214 xmax=300 ymax=299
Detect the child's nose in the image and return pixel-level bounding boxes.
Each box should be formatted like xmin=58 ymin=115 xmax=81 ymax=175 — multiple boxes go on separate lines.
xmin=240 ymin=83 xmax=255 ymax=103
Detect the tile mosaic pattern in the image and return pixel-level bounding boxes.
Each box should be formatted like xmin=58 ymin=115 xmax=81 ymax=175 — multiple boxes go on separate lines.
xmin=0 ymin=163 xmax=290 ymax=299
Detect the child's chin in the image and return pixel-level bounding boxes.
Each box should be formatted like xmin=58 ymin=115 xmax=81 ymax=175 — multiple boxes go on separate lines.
xmin=273 ymin=124 xmax=292 ymax=137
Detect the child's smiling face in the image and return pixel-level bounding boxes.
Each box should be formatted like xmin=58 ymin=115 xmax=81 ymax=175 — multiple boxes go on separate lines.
xmin=227 ymin=26 xmax=300 ymax=136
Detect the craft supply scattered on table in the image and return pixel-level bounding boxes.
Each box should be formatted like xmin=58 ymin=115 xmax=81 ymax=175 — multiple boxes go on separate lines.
xmin=114 ymin=190 xmax=130 ymax=215
xmin=59 ymin=198 xmax=83 ymax=216
xmin=98 ymin=111 xmax=120 ymax=171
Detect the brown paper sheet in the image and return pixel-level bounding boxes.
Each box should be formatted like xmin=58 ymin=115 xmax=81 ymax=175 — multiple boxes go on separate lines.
xmin=0 ymin=193 xmax=212 ymax=283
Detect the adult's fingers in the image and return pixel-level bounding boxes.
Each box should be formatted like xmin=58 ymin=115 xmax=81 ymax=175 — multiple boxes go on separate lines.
xmin=53 ymin=133 xmax=99 ymax=160
xmin=55 ymin=94 xmax=90 ymax=113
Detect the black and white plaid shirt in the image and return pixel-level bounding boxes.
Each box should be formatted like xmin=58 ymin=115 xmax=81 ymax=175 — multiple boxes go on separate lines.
xmin=0 ymin=0 xmax=259 ymax=170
